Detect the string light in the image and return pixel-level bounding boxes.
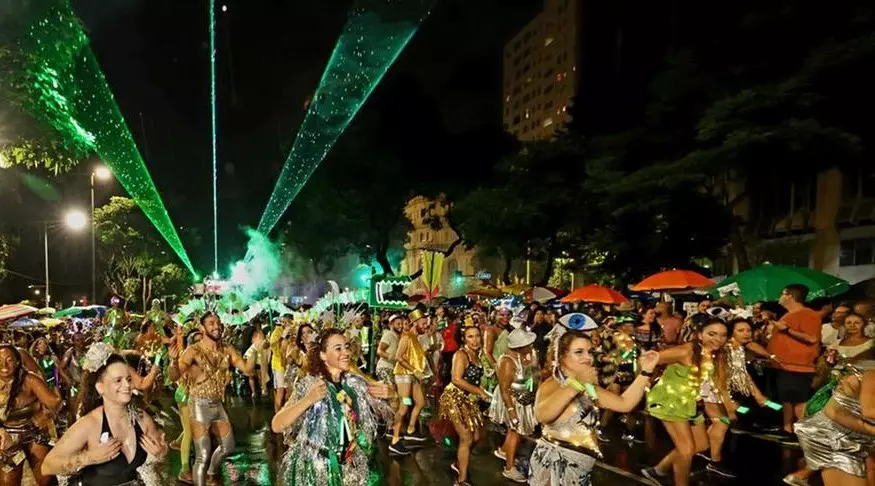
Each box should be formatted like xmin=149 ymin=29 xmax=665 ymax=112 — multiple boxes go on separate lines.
xmin=17 ymin=1 xmax=195 ymax=274
xmin=256 ymin=0 xmax=434 ymax=234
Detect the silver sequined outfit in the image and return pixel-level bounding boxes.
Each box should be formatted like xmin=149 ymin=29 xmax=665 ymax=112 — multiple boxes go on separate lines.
xmin=795 ymin=363 xmax=875 ymax=477
xmin=726 ymin=344 xmax=755 ymax=396
xmin=488 ymin=353 xmax=538 ymax=436
xmin=529 ymin=392 xmax=601 ymax=486
xmin=280 ymin=374 xmax=393 ymax=486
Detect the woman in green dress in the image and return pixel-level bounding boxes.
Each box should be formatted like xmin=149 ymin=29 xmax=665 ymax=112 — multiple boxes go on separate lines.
xmin=641 ymin=318 xmax=731 ymax=486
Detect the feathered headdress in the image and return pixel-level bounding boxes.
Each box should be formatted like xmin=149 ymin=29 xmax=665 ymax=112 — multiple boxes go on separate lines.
xmin=83 ymin=342 xmax=114 ymax=373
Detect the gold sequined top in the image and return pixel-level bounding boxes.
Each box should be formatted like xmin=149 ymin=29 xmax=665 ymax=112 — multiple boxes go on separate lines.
xmin=187 ymin=342 xmax=232 ymax=400
xmin=394 ymin=330 xmax=428 ymax=376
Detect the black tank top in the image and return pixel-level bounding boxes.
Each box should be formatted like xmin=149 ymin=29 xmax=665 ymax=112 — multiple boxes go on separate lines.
xmin=76 ymin=409 xmax=148 ymax=485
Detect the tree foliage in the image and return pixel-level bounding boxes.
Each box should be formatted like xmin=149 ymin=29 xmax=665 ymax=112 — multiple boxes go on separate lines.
xmin=94 ymin=196 xmax=189 ymax=309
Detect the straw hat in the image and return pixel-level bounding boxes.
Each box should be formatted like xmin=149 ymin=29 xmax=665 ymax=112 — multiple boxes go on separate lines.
xmin=507 ymin=328 xmax=537 ymax=349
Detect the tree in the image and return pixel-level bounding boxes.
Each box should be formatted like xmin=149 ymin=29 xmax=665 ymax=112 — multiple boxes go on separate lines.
xmin=94 ymin=196 xmax=189 ymax=310
xmin=0 ymin=232 xmax=17 ymax=283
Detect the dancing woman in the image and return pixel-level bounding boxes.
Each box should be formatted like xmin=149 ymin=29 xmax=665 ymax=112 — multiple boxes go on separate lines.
xmin=795 ymin=356 xmax=875 ymax=486
xmin=0 ymin=345 xmax=63 ymax=486
xmin=42 ymin=343 xmax=168 ymax=485
xmin=271 ymin=328 xmax=392 ymax=486
xmin=488 ymin=328 xmax=539 ymax=483
xmin=641 ymin=318 xmax=730 ymax=486
xmin=438 ymin=323 xmax=491 ymax=486
xmin=530 ymin=331 xmax=658 ymax=486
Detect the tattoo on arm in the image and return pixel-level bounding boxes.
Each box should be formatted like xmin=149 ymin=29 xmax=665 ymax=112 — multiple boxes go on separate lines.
xmin=56 ymin=450 xmax=90 ymax=475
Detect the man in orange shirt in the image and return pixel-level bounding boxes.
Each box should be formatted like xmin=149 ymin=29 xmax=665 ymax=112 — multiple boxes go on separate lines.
xmin=767 ymin=284 xmax=822 ymax=436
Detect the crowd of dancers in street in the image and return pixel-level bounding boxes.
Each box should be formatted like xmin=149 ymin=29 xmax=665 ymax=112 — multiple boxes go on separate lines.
xmin=0 ymin=286 xmax=873 ymax=486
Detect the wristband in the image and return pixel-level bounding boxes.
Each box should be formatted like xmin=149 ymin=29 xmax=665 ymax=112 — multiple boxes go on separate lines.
xmin=736 ymin=406 xmax=750 ymax=414
xmin=640 ymin=370 xmax=654 ymax=378
xmin=566 ymin=377 xmax=586 ymax=393
xmin=583 ymin=383 xmax=599 ymax=401
xmin=719 ymin=416 xmax=731 ymax=425
xmin=764 ymin=400 xmax=783 ymax=411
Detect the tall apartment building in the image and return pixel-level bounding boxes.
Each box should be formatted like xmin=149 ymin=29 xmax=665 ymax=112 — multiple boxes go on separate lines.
xmin=502 ymin=0 xmax=581 ymax=141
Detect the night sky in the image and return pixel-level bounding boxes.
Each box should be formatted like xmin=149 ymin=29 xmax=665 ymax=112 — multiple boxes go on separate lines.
xmin=0 ymin=0 xmax=541 ymax=303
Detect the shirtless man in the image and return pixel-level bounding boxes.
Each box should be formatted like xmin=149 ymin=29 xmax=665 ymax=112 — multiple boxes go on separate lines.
xmin=177 ymin=312 xmax=263 ymax=486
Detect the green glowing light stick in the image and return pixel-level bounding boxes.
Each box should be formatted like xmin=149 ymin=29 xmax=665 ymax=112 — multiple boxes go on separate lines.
xmin=257 ymin=0 xmax=434 ymax=234
xmin=19 ymin=1 xmax=195 ymax=274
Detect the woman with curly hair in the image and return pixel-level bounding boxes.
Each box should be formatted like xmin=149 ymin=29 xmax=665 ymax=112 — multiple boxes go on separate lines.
xmin=0 ymin=344 xmax=63 ymax=486
xmin=530 ymin=331 xmax=657 ymax=486
xmin=42 ymin=343 xmax=168 ymax=485
xmin=272 ymin=328 xmax=392 ymax=486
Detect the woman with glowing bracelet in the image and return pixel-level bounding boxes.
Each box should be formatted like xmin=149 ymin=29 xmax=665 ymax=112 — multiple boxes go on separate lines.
xmin=531 ymin=330 xmax=658 ymax=486
xmin=640 ymin=318 xmax=731 ymax=486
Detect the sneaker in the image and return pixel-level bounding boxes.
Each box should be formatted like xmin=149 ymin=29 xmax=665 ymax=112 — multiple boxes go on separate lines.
xmin=695 ymin=452 xmax=713 ymax=462
xmin=782 ymin=474 xmax=810 ymax=486
xmin=404 ymin=431 xmax=428 ymax=442
xmin=389 ymin=440 xmax=411 ymax=456
xmin=384 ymin=430 xmax=395 ymax=439
xmin=502 ymin=468 xmax=527 ymax=483
xmin=641 ymin=467 xmax=670 ymax=486
xmin=706 ymin=462 xmax=737 ymax=478
xmin=493 ymin=448 xmax=507 ymax=461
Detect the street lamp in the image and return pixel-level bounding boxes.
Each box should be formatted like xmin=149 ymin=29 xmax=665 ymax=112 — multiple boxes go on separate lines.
xmin=43 ymin=211 xmax=87 ymax=308
xmin=91 ymin=165 xmax=112 ymax=304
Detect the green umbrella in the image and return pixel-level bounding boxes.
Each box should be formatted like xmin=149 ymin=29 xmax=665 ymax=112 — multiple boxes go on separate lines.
xmin=53 ymin=306 xmax=86 ymax=317
xmin=715 ymin=264 xmax=849 ymax=302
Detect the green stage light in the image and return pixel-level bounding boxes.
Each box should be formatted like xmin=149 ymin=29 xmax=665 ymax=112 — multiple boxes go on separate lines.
xmin=209 ymin=0 xmax=219 ymax=276
xmin=17 ymin=1 xmax=195 ymax=274
xmin=257 ymin=0 xmax=434 ymax=234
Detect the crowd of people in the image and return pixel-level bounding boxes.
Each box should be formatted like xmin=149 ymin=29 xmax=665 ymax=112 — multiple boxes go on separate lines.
xmin=0 ymin=287 xmax=872 ymax=486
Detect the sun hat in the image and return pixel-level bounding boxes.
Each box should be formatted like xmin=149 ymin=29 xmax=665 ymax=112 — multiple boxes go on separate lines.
xmin=507 ymin=328 xmax=537 ymax=349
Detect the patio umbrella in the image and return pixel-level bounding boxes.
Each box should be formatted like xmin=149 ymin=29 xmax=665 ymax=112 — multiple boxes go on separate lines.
xmin=0 ymin=304 xmax=38 ymax=323
xmin=36 ymin=307 xmax=57 ymax=315
xmin=467 ymin=287 xmax=505 ymax=299
xmin=715 ymin=264 xmax=849 ymax=303
xmin=39 ymin=318 xmax=65 ymax=328
xmin=53 ymin=306 xmax=86 ymax=318
xmin=561 ymin=284 xmax=629 ymax=305
xmin=529 ymin=287 xmax=560 ymax=303
xmin=631 ymin=270 xmax=714 ymax=292
xmin=501 ymin=283 xmax=532 ymax=295
xmin=6 ymin=318 xmax=42 ymax=328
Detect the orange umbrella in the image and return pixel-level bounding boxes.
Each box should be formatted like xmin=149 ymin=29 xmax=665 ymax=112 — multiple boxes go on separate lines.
xmin=631 ymin=270 xmax=714 ymax=291
xmin=561 ymin=284 xmax=629 ymax=305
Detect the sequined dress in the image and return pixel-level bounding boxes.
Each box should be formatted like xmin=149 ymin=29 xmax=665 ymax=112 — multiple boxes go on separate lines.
xmin=529 ymin=389 xmax=601 ymax=486
xmin=795 ymin=363 xmax=875 ymax=477
xmin=646 ymin=362 xmax=711 ymax=422
xmin=487 ymin=353 xmax=538 ymax=435
xmin=438 ymin=354 xmax=485 ymax=433
xmin=280 ymin=374 xmax=393 ymax=486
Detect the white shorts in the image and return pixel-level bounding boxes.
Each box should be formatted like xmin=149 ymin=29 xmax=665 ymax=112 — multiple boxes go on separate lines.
xmin=273 ymin=369 xmax=288 ymax=389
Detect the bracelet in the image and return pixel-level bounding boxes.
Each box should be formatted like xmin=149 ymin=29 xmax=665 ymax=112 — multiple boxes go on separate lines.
xmin=640 ymin=370 xmax=654 ymax=378
xmin=566 ymin=377 xmax=587 ymax=393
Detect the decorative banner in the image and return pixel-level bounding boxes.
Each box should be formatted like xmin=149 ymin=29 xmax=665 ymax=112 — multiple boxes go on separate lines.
xmin=368 ymin=275 xmax=412 ymax=309
xmin=420 ymin=250 xmax=444 ymax=303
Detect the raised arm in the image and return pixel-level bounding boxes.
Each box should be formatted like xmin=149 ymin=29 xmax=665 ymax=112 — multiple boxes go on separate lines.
xmin=229 ymin=346 xmax=256 ymax=376
xmin=534 ymin=378 xmax=581 ymax=425
xmin=271 ymin=379 xmax=326 ymax=433
xmin=25 ymin=373 xmax=63 ymax=412
xmin=594 ymin=351 xmax=658 ymax=413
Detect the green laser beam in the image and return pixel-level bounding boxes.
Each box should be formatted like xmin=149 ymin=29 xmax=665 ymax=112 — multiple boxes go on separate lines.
xmin=256 ymin=0 xmax=434 ymax=234
xmin=209 ymin=0 xmax=219 ymax=275
xmin=18 ymin=1 xmax=195 ymax=274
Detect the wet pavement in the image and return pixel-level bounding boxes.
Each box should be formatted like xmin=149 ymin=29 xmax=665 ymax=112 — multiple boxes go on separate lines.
xmin=152 ymin=396 xmax=811 ymax=486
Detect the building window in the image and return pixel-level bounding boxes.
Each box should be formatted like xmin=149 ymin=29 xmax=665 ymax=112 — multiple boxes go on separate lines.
xmin=525 ymin=109 xmax=530 ymax=119
xmin=543 ymin=118 xmax=554 ymax=127
xmin=840 ymin=238 xmax=875 ymax=266
xmin=513 ymin=115 xmax=521 ymax=125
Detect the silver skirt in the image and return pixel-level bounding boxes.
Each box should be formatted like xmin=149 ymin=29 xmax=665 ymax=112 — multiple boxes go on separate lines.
xmin=795 ymin=411 xmax=875 ymax=477
xmin=487 ymin=387 xmax=537 ymax=436
xmin=529 ymin=439 xmax=595 ymax=486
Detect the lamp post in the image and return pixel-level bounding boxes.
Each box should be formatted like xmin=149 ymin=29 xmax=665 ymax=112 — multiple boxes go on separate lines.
xmin=43 ymin=210 xmax=88 ymax=308
xmin=91 ymin=166 xmax=112 ymax=304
